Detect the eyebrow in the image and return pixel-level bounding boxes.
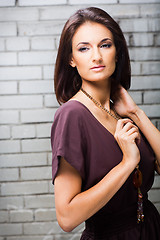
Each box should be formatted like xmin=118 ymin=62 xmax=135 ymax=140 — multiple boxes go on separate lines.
xmin=76 ymin=38 xmax=113 ymax=47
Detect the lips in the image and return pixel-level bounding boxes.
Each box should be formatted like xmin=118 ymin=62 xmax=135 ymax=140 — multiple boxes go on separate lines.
xmin=90 ymin=65 xmax=105 ymax=71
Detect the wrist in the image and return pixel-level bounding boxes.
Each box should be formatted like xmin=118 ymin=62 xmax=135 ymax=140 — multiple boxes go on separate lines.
xmin=128 ymin=106 xmax=144 ymax=123
xmin=120 ymin=157 xmax=138 ymax=173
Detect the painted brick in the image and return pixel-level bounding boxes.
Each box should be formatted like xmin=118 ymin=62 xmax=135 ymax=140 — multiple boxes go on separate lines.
xmin=35 ymin=208 xmax=56 ymax=221
xmin=120 ymin=0 xmax=159 ymax=3
xmin=10 ymin=210 xmax=33 ymax=222
xmin=18 ymin=51 xmax=56 ymax=65
xmin=1 ymin=181 xmax=48 ymax=196
xmin=0 ymin=82 xmax=17 ymax=94
xmin=0 ymin=95 xmax=43 ymax=109
xmin=0 ymin=140 xmax=20 ymax=154
xmin=6 ymin=237 xmax=49 ymax=240
xmin=148 ymin=189 xmax=160 ymax=203
xmin=55 ymin=35 xmax=60 ymax=50
xmin=0 ymin=153 xmax=47 ymax=167
xmin=0 ymin=110 xmax=19 ymax=124
xmin=0 ymin=0 xmax=16 ymax=7
xmin=0 ymin=211 xmax=8 ymax=222
xmin=0 ymin=22 xmax=17 ymax=37
xmin=131 ymin=76 xmax=160 ymax=90
xmin=19 ymin=0 xmax=67 ymax=6
xmin=69 ymin=0 xmax=117 ymax=4
xmin=0 ymin=67 xmax=42 ymax=80
xmin=131 ymin=33 xmax=154 ymax=46
xmin=21 ymin=166 xmax=51 ymax=180
xmin=0 ymin=39 xmax=5 ymax=51
xmin=0 ymin=126 xmax=10 ymax=139
xmin=48 ymin=181 xmax=54 ymax=194
xmin=21 ymin=139 xmax=51 ymax=152
xmin=6 ymin=37 xmax=30 ymax=51
xmin=40 ymin=4 xmax=140 ymax=20
xmin=44 ymin=94 xmax=59 ymax=107
xmin=19 ymin=80 xmax=53 ymax=94
xmin=96 ymin=4 xmax=140 ymax=19
xmin=43 ymin=65 xmax=54 ymax=80
xmin=23 ymin=222 xmax=62 ymax=235
xmin=128 ymin=91 xmax=142 ymax=104
xmin=155 ymin=34 xmax=160 ymax=46
xmin=40 ymin=6 xmax=77 ymax=20
xmin=139 ymin=104 xmax=160 ymax=118
xmin=48 ymin=152 xmax=52 ymax=165
xmin=12 ymin=125 xmax=36 ymax=139
xmin=0 ymin=52 xmax=17 ymax=66
xmin=129 ymin=47 xmax=160 ymax=61
xmin=24 ymin=195 xmax=54 ymax=208
xmin=0 ymin=196 xmax=23 ymax=210
xmin=18 ymin=21 xmax=65 ymax=36
xmin=21 ymin=108 xmax=56 ymax=123
xmin=0 ymin=223 xmax=22 ymax=236
xmin=140 ymin=4 xmax=160 ymax=17
xmin=152 ymin=175 xmax=160 ymax=188
xmin=119 ymin=19 xmax=148 ymax=33
xmin=130 ymin=62 xmax=141 ymax=75
xmin=0 ymin=8 xmax=39 ymax=21
xmin=144 ymin=91 xmax=160 ymax=104
xmin=148 ymin=18 xmax=160 ymax=32
xmin=36 ymin=123 xmax=52 ymax=138
xmin=0 ymin=168 xmax=19 ymax=181
xmin=31 ymin=37 xmax=55 ymax=50
xmin=141 ymin=62 xmax=160 ymax=75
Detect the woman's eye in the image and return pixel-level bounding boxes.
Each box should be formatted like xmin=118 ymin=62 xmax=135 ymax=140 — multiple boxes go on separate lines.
xmin=78 ymin=47 xmax=89 ymax=52
xmin=101 ymin=43 xmax=112 ymax=48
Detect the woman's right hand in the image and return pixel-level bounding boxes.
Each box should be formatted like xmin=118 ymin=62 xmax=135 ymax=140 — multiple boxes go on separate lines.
xmin=114 ymin=119 xmax=141 ymax=169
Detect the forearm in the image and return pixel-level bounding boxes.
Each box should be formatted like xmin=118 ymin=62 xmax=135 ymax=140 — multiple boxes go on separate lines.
xmin=128 ymin=107 xmax=160 ymax=165
xmin=56 ymin=159 xmax=135 ymax=232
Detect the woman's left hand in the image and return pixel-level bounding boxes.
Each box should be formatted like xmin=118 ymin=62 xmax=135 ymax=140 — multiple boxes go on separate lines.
xmin=113 ymin=86 xmax=138 ymax=118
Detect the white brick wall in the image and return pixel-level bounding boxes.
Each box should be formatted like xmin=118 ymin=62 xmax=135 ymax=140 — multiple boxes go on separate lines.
xmin=0 ymin=1 xmax=160 ymax=239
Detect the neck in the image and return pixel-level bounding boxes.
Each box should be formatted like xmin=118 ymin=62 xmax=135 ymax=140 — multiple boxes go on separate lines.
xmin=81 ymin=80 xmax=111 ymax=109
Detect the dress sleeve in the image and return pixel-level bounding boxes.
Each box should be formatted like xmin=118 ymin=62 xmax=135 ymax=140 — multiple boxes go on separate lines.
xmin=51 ymin=105 xmax=86 ymax=184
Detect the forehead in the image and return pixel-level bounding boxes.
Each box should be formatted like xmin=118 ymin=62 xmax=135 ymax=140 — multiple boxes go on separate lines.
xmin=72 ymin=21 xmax=114 ymax=45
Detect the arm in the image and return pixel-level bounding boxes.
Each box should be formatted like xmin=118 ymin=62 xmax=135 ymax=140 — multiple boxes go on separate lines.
xmin=54 ymin=119 xmax=140 ymax=232
xmin=113 ymin=86 xmax=160 ymax=174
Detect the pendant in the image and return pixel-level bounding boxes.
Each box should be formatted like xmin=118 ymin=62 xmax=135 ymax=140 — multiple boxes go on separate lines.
xmin=133 ymin=167 xmax=144 ymax=223
xmin=137 ymin=187 xmax=144 ymax=223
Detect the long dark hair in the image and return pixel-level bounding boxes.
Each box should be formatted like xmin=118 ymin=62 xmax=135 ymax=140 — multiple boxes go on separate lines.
xmin=54 ymin=7 xmax=131 ymax=104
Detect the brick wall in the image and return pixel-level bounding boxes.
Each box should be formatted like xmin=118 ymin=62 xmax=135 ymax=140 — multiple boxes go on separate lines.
xmin=0 ymin=0 xmax=160 ymax=239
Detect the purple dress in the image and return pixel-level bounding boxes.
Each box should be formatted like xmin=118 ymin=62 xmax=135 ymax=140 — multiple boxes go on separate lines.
xmin=51 ymin=100 xmax=160 ymax=240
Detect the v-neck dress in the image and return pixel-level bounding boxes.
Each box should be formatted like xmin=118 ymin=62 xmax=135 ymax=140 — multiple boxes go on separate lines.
xmin=51 ymin=100 xmax=160 ymax=240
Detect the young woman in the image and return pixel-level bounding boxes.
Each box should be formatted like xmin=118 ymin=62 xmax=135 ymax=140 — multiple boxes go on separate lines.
xmin=51 ymin=7 xmax=160 ymax=239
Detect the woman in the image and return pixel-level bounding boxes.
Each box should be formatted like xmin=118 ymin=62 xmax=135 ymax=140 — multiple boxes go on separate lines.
xmin=51 ymin=7 xmax=160 ymax=239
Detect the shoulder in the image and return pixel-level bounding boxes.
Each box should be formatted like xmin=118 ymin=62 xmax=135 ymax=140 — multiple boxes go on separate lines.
xmin=54 ymin=100 xmax=88 ymax=121
xmin=51 ymin=101 xmax=88 ymax=140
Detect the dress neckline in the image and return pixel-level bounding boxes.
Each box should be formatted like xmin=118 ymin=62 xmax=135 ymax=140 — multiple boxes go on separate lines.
xmin=68 ymin=100 xmax=116 ymax=138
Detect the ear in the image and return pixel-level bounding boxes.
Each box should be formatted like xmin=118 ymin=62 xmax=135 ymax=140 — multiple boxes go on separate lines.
xmin=70 ymin=57 xmax=76 ymax=68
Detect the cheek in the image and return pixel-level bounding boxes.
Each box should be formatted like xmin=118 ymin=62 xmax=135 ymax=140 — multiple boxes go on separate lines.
xmin=74 ymin=55 xmax=89 ymax=74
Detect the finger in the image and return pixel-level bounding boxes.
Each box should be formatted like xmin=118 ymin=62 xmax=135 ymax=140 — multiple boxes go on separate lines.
xmin=122 ymin=123 xmax=139 ymax=134
xmin=128 ymin=130 xmax=141 ymax=145
xmin=116 ymin=118 xmax=133 ymax=131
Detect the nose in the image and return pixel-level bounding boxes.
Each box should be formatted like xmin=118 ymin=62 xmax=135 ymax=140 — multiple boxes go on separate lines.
xmin=92 ymin=47 xmax=102 ymax=62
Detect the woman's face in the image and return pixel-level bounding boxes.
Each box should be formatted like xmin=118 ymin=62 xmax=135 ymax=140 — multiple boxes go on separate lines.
xmin=70 ymin=21 xmax=117 ymax=84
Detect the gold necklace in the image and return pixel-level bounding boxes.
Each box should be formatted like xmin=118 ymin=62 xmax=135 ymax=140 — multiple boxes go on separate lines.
xmin=81 ymin=88 xmax=120 ymax=120
xmin=81 ymin=88 xmax=144 ymax=223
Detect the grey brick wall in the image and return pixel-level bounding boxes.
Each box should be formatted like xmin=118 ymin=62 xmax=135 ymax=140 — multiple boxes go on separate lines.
xmin=0 ymin=0 xmax=160 ymax=239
